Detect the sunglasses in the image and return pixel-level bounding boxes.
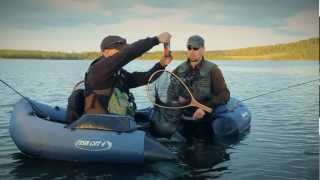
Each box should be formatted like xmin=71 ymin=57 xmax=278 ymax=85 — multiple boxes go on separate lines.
xmin=187 ymin=46 xmax=200 ymax=51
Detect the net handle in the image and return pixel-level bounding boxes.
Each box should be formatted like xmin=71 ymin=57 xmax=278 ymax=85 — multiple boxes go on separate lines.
xmin=146 ymin=70 xmax=212 ymax=113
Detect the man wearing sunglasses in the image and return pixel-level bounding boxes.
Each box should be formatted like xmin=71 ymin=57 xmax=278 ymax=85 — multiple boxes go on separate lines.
xmin=84 ymin=32 xmax=172 ymax=116
xmin=173 ymin=35 xmax=230 ymax=140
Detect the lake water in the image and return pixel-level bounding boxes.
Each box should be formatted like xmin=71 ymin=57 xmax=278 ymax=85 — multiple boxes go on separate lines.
xmin=0 ymin=59 xmax=318 ymax=180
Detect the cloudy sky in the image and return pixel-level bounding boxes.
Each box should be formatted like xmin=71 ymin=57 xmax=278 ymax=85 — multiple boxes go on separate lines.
xmin=0 ymin=0 xmax=319 ymax=52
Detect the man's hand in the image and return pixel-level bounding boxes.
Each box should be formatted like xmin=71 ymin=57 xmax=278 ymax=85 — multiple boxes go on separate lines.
xmin=160 ymin=54 xmax=172 ymax=67
xmin=157 ymin=32 xmax=171 ymax=44
xmin=192 ymin=108 xmax=205 ymax=120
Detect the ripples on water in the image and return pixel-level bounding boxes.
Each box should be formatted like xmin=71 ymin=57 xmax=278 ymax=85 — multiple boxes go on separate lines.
xmin=0 ymin=59 xmax=318 ymax=180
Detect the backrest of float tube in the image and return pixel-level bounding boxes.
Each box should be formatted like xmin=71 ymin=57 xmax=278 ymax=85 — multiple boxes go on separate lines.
xmin=68 ymin=114 xmax=137 ymax=132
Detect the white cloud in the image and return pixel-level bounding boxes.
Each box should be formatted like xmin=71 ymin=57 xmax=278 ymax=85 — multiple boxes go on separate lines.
xmin=0 ymin=7 xmax=316 ymax=52
xmin=129 ymin=4 xmax=164 ymax=16
xmin=49 ymin=0 xmax=99 ymax=10
xmin=93 ymin=12 xmax=310 ymax=51
xmin=278 ymin=9 xmax=319 ymax=36
xmin=48 ymin=0 xmax=111 ymax=15
xmin=0 ymin=23 xmax=102 ymax=52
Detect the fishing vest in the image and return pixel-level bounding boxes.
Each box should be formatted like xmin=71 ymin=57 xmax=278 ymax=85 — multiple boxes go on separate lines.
xmin=106 ymin=70 xmax=136 ymax=116
xmin=84 ymin=59 xmax=136 ymax=116
xmin=174 ymin=60 xmax=217 ymax=102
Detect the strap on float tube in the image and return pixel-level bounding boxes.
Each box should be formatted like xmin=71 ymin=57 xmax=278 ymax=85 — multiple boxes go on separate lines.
xmin=240 ymin=78 xmax=320 ymax=102
xmin=0 ymin=79 xmax=49 ymax=119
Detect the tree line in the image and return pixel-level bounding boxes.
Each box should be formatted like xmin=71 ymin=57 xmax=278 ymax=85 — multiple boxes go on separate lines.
xmin=0 ymin=37 xmax=318 ymax=60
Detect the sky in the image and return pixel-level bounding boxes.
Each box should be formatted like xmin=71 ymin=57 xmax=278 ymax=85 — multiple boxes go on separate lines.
xmin=0 ymin=0 xmax=319 ymax=52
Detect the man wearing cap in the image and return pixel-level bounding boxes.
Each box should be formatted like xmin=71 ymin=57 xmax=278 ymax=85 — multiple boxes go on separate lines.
xmin=172 ymin=35 xmax=230 ymax=140
xmin=84 ymin=32 xmax=172 ymax=115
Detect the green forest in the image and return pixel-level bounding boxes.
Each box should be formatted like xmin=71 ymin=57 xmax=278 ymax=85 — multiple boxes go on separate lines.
xmin=0 ymin=37 xmax=318 ymax=60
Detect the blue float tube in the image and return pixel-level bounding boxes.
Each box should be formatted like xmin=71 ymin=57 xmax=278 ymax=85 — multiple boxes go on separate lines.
xmin=213 ymin=97 xmax=251 ymax=136
xmin=10 ymin=98 xmax=175 ymax=163
xmin=143 ymin=97 xmax=251 ymax=138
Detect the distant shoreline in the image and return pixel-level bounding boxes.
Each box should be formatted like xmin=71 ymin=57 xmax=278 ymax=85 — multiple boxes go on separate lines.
xmin=0 ymin=37 xmax=318 ymax=61
xmin=0 ymin=58 xmax=317 ymax=61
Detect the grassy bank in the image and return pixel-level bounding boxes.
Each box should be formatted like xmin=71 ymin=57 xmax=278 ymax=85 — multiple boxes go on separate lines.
xmin=0 ymin=37 xmax=318 ymax=60
xmin=0 ymin=50 xmax=98 ymax=60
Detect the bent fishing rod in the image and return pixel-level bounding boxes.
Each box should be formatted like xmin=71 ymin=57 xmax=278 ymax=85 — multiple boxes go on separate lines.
xmin=240 ymin=78 xmax=319 ymax=102
xmin=0 ymin=79 xmax=48 ymax=119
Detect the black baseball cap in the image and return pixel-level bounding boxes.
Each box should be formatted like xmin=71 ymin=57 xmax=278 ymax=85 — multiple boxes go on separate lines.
xmin=187 ymin=35 xmax=205 ymax=48
xmin=100 ymin=35 xmax=127 ymax=51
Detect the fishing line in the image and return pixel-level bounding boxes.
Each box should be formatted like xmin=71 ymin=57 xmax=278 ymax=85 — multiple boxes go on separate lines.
xmin=0 ymin=79 xmax=48 ymax=118
xmin=240 ymin=78 xmax=319 ymax=102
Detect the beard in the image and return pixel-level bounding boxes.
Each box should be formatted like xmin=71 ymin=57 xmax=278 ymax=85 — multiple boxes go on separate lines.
xmin=189 ymin=57 xmax=201 ymax=62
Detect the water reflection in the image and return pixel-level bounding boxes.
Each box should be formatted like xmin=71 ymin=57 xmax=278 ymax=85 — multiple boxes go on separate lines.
xmin=10 ymin=153 xmax=147 ymax=179
xmin=181 ymin=141 xmax=230 ymax=169
xmin=9 ymin=131 xmax=249 ymax=180
xmin=177 ymin=131 xmax=250 ymax=179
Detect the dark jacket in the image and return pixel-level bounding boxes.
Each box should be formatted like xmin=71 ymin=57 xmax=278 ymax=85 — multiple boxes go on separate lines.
xmin=84 ymin=36 xmax=165 ymax=114
xmin=173 ymin=59 xmax=230 ymax=110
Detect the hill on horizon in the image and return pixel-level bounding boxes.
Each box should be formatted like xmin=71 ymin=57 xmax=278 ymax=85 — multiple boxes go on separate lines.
xmin=0 ymin=37 xmax=319 ymax=60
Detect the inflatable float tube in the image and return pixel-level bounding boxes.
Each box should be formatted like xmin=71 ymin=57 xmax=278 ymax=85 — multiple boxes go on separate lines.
xmin=10 ymin=98 xmax=176 ymax=163
xmin=212 ymin=97 xmax=251 ymax=136
xmin=152 ymin=97 xmax=251 ymax=138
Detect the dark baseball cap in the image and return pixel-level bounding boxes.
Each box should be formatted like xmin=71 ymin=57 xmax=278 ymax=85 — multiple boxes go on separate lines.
xmin=100 ymin=35 xmax=127 ymax=51
xmin=187 ymin=35 xmax=204 ymax=48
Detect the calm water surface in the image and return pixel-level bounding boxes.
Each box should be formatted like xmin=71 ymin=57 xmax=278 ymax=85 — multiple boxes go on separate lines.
xmin=0 ymin=59 xmax=318 ymax=180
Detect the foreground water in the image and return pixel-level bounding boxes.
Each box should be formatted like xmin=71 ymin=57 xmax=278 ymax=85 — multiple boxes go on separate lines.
xmin=0 ymin=59 xmax=318 ymax=180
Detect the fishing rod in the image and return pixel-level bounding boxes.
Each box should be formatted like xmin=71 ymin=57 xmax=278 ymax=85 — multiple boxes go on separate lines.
xmin=0 ymin=79 xmax=48 ymax=119
xmin=240 ymin=78 xmax=319 ymax=102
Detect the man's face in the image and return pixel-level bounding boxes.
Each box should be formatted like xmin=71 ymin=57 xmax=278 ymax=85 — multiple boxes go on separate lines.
xmin=187 ymin=46 xmax=204 ymax=62
xmin=102 ymin=48 xmax=119 ymax=57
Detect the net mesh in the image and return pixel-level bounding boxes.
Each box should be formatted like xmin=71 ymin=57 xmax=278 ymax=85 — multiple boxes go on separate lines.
xmin=147 ymin=70 xmax=192 ymax=108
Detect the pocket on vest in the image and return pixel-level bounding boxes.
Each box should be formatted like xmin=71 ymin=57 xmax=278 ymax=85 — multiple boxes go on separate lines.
xmin=107 ymin=88 xmax=130 ymax=116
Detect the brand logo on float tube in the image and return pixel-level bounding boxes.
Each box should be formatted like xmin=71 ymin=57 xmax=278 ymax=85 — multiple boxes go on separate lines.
xmin=74 ymin=138 xmax=112 ymax=151
xmin=241 ymin=112 xmax=249 ymax=119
